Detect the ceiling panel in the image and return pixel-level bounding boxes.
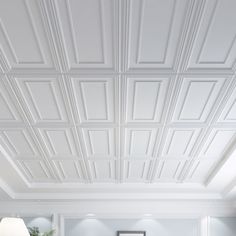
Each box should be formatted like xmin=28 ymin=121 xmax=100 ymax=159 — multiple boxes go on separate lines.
xmin=17 ymin=160 xmax=55 ymax=182
xmin=184 ymin=0 xmax=236 ymax=73
xmin=0 ymin=80 xmax=23 ymax=124
xmin=70 ymin=76 xmax=116 ymax=124
xmin=0 ymin=128 xmax=40 ymax=160
xmin=56 ymin=0 xmax=117 ymax=72
xmin=154 ymin=160 xmax=187 ymax=182
xmin=0 ymin=0 xmax=56 ymax=72
xmin=123 ymin=128 xmax=158 ymax=159
xmin=161 ymin=128 xmax=201 ymax=159
xmin=36 ymin=127 xmax=81 ymax=160
xmin=186 ymin=159 xmax=217 ymax=183
xmin=0 ymin=0 xmax=235 ymax=200
xmin=217 ymin=85 xmax=236 ymax=123
xmin=125 ymin=0 xmax=190 ymax=72
xmin=53 ymin=160 xmax=86 ymax=182
xmin=88 ymin=160 xmax=117 ymax=182
xmin=10 ymin=76 xmax=69 ymax=124
xmin=81 ymin=127 xmax=116 ymax=159
xmin=124 ymin=76 xmax=170 ymax=123
xmin=197 ymin=128 xmax=236 ymax=160
xmin=171 ymin=77 xmax=227 ymax=123
xmin=122 ymin=160 xmax=152 ymax=182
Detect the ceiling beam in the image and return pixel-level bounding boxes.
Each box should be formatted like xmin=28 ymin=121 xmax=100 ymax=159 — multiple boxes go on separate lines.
xmin=0 ymin=178 xmax=15 ymax=199
xmin=205 ymin=140 xmax=236 ymax=197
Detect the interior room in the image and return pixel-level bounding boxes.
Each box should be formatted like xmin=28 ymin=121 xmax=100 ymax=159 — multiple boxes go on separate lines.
xmin=0 ymin=0 xmax=236 ymax=235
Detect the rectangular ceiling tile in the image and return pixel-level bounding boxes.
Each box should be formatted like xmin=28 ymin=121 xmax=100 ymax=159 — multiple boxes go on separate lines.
xmin=89 ymin=160 xmax=116 ymax=182
xmin=53 ymin=160 xmax=86 ymax=182
xmin=185 ymin=0 xmax=236 ymax=72
xmin=186 ymin=160 xmax=216 ymax=183
xmin=0 ymin=128 xmax=40 ymax=160
xmin=154 ymin=160 xmax=186 ymax=182
xmin=123 ymin=160 xmax=152 ymax=182
xmin=18 ymin=160 xmax=54 ymax=182
xmin=0 ymin=0 xmax=55 ymax=71
xmin=81 ymin=127 xmax=116 ymax=159
xmin=125 ymin=77 xmax=170 ymax=123
xmin=171 ymin=77 xmax=227 ymax=123
xmin=71 ymin=77 xmax=115 ymax=123
xmin=12 ymin=77 xmax=69 ymax=124
xmin=161 ymin=128 xmax=201 ymax=159
xmin=56 ymin=0 xmax=116 ymax=71
xmin=0 ymin=80 xmax=23 ymax=124
xmin=198 ymin=128 xmax=236 ymax=159
xmin=37 ymin=127 xmax=81 ymax=159
xmin=123 ymin=128 xmax=158 ymax=159
xmin=217 ymin=85 xmax=236 ymax=123
xmin=126 ymin=0 xmax=189 ymax=72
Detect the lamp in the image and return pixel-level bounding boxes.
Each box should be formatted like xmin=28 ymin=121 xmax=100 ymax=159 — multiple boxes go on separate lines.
xmin=0 ymin=217 xmax=30 ymax=236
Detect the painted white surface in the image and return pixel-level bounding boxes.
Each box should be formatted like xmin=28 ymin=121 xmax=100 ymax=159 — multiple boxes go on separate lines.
xmin=2 ymin=215 xmax=236 ymax=236
xmin=210 ymin=217 xmax=236 ymax=236
xmin=64 ymin=219 xmax=198 ymax=236
xmin=2 ymin=215 xmax=235 ymax=236
xmin=0 ymin=200 xmax=235 ymax=218
xmin=0 ymin=0 xmax=235 ymax=202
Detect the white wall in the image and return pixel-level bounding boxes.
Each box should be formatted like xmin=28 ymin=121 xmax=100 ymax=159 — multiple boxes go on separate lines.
xmin=1 ymin=215 xmax=236 ymax=236
xmin=64 ymin=219 xmax=198 ymax=236
xmin=209 ymin=217 xmax=236 ymax=236
xmin=0 ymin=200 xmax=236 ymax=236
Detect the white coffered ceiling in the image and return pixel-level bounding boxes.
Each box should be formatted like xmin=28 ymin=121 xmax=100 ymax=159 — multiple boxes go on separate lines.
xmin=0 ymin=0 xmax=236 ymax=201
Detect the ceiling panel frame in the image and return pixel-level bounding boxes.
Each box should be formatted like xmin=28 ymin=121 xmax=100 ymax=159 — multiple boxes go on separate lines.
xmin=0 ymin=0 xmax=236 ymax=199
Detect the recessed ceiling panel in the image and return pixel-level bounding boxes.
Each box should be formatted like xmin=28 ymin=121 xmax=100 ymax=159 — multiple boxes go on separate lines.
xmin=0 ymin=128 xmax=40 ymax=160
xmin=198 ymin=128 xmax=236 ymax=159
xmin=89 ymin=160 xmax=116 ymax=182
xmin=154 ymin=160 xmax=186 ymax=182
xmin=37 ymin=128 xmax=80 ymax=159
xmin=185 ymin=0 xmax=236 ymax=72
xmin=186 ymin=160 xmax=216 ymax=183
xmin=12 ymin=77 xmax=69 ymax=124
xmin=0 ymin=0 xmax=55 ymax=71
xmin=81 ymin=128 xmax=116 ymax=159
xmin=125 ymin=77 xmax=169 ymax=123
xmin=56 ymin=0 xmax=116 ymax=71
xmin=123 ymin=128 xmax=158 ymax=159
xmin=217 ymin=85 xmax=236 ymax=123
xmin=126 ymin=0 xmax=189 ymax=72
xmin=71 ymin=77 xmax=115 ymax=123
xmin=18 ymin=160 xmax=54 ymax=182
xmin=0 ymin=81 xmax=23 ymax=124
xmin=123 ymin=160 xmax=152 ymax=182
xmin=171 ymin=77 xmax=227 ymax=123
xmin=162 ymin=128 xmax=201 ymax=159
xmin=53 ymin=160 xmax=86 ymax=182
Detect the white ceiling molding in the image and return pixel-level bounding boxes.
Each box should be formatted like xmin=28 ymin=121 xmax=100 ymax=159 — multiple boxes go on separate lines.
xmin=0 ymin=0 xmax=236 ymax=204
xmin=0 ymin=200 xmax=235 ymax=217
xmin=0 ymin=178 xmax=14 ymax=199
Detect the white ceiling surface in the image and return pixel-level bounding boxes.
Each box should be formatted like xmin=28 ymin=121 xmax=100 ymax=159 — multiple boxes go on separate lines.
xmin=0 ymin=0 xmax=236 ymax=201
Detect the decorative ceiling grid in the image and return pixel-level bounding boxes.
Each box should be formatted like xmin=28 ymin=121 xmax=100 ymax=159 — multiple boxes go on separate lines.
xmin=0 ymin=0 xmax=236 ymax=199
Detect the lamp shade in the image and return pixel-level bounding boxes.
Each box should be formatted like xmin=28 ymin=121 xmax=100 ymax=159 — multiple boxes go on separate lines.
xmin=0 ymin=217 xmax=30 ymax=236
